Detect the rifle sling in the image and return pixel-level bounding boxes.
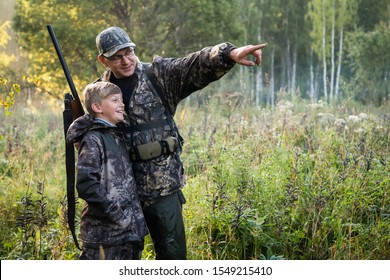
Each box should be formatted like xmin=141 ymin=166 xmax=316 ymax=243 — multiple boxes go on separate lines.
xmin=63 ymin=93 xmax=81 ymax=250
xmin=142 ymin=63 xmax=173 ymax=117
xmin=142 ymin=63 xmax=183 ymax=150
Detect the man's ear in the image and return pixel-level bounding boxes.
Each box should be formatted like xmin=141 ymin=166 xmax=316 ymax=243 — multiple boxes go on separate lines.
xmin=91 ymin=103 xmax=102 ymax=114
xmin=98 ymin=55 xmax=107 ymax=66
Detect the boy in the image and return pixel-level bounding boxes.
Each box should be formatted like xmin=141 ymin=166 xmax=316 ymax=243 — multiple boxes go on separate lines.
xmin=66 ymin=81 xmax=147 ymax=260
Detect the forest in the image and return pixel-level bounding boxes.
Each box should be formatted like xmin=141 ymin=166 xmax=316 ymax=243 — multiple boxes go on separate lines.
xmin=0 ymin=0 xmax=389 ymax=260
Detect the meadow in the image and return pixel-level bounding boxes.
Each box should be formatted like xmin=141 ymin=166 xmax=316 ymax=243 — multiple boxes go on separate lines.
xmin=0 ymin=92 xmax=389 ymax=260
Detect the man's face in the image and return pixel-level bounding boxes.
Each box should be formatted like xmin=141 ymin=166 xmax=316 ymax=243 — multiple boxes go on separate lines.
xmin=98 ymin=47 xmax=138 ymax=79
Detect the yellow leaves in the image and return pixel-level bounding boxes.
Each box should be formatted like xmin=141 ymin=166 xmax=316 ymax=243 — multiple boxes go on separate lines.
xmin=0 ymin=21 xmax=11 ymax=47
xmin=13 ymin=83 xmax=21 ymax=94
xmin=23 ymin=75 xmax=38 ymax=85
xmin=0 ymin=21 xmax=15 ymax=68
xmin=0 ymin=94 xmax=15 ymax=116
xmin=0 ymin=77 xmax=23 ymax=116
xmin=68 ymin=7 xmax=80 ymax=21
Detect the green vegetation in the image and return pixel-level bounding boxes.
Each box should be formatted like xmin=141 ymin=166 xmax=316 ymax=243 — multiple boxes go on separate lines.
xmin=1 ymin=94 xmax=388 ymax=260
xmin=1 ymin=0 xmax=389 ymax=260
xmin=1 ymin=0 xmax=389 ymax=107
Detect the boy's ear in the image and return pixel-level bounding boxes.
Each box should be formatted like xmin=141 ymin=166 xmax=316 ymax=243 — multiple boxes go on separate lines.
xmin=91 ymin=103 xmax=102 ymax=114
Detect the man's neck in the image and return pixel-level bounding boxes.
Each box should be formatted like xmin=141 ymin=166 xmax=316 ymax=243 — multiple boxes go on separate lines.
xmin=110 ymin=74 xmax=138 ymax=114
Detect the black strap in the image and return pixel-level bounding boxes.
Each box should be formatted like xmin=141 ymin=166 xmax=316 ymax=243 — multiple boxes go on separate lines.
xmin=119 ymin=118 xmax=170 ymax=133
xmin=63 ymin=93 xmax=81 ymax=250
xmin=142 ymin=63 xmax=173 ymax=116
xmin=142 ymin=63 xmax=183 ymax=150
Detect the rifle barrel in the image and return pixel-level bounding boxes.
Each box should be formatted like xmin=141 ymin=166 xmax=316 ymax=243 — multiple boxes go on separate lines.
xmin=47 ymin=24 xmax=80 ymax=101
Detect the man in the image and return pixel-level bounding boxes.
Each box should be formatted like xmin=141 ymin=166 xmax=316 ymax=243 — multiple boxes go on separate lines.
xmin=95 ymin=26 xmax=266 ymax=259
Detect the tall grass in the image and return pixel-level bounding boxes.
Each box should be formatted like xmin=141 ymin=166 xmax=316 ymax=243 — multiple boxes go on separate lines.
xmin=0 ymin=98 xmax=77 ymax=259
xmin=1 ymin=94 xmax=389 ymax=259
xmin=178 ymin=95 xmax=389 ymax=260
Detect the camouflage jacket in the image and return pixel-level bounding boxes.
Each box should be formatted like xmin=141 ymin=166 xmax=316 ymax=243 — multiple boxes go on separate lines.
xmin=66 ymin=114 xmax=148 ymax=247
xmin=98 ymin=42 xmax=237 ymax=201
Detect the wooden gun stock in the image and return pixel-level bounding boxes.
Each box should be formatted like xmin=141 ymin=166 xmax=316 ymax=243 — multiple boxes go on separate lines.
xmin=70 ymin=97 xmax=85 ymax=121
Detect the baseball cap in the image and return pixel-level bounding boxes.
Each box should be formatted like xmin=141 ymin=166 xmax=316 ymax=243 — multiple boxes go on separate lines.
xmin=96 ymin=27 xmax=136 ymax=58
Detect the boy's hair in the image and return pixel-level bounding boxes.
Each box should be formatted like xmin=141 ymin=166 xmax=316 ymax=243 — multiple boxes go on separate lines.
xmin=83 ymin=82 xmax=122 ymax=116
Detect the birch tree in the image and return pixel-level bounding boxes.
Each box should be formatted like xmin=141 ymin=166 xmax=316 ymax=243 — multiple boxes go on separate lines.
xmin=307 ymin=0 xmax=349 ymax=102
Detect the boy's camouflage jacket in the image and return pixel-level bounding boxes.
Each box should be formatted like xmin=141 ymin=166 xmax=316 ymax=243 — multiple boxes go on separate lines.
xmin=67 ymin=114 xmax=148 ymax=247
xmin=98 ymin=42 xmax=237 ymax=201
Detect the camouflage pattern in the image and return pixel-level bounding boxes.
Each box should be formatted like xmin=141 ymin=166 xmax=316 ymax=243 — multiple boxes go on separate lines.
xmin=96 ymin=26 xmax=136 ymax=57
xmin=98 ymin=42 xmax=237 ymax=201
xmin=79 ymin=241 xmax=143 ymax=260
xmin=66 ymin=114 xmax=148 ymax=251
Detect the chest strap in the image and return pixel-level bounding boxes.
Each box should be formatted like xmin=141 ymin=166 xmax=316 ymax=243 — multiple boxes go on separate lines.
xmin=119 ymin=118 xmax=169 ymax=133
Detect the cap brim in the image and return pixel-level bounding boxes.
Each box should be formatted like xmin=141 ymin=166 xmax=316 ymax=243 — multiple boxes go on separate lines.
xmin=103 ymin=42 xmax=136 ymax=58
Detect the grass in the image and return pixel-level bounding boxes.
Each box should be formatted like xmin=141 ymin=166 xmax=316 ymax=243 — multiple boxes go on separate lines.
xmin=0 ymin=94 xmax=389 ymax=259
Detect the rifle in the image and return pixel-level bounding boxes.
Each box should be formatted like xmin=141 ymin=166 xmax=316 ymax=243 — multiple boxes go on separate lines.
xmin=47 ymin=24 xmax=84 ymax=119
xmin=47 ymin=24 xmax=83 ymax=250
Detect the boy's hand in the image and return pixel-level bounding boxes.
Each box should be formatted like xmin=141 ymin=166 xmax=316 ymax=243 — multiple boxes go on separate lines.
xmin=108 ymin=205 xmax=132 ymax=228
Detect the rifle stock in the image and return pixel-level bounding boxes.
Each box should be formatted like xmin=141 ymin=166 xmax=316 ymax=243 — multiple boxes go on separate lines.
xmin=47 ymin=24 xmax=84 ymax=120
xmin=70 ymin=96 xmax=85 ymax=121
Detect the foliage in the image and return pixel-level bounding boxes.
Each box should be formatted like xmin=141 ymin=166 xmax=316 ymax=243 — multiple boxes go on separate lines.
xmin=1 ymin=0 xmax=390 ymax=260
xmin=346 ymin=23 xmax=390 ymax=106
xmin=0 ymin=77 xmax=20 ymax=116
xmin=0 ymin=97 xmax=78 ymax=259
xmin=1 ymin=91 xmax=389 ymax=260
xmin=179 ymin=95 xmax=390 ymax=260
xmin=0 ymin=18 xmax=37 ymax=120
xmin=11 ymin=0 xmax=243 ymax=99
xmin=0 ymin=21 xmax=18 ymax=116
xmin=12 ymin=0 xmax=104 ymax=97
xmin=0 ymin=21 xmax=15 ymax=68
xmin=6 ymin=0 xmax=390 ymax=106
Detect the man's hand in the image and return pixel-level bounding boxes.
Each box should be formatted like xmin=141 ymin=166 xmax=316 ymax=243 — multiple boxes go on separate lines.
xmin=229 ymin=43 xmax=267 ymax=66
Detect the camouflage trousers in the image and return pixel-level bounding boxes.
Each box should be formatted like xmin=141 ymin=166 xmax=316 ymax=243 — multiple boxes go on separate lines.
xmin=142 ymin=190 xmax=187 ymax=260
xmin=79 ymin=241 xmax=143 ymax=260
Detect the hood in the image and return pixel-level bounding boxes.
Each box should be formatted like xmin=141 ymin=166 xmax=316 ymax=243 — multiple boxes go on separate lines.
xmin=66 ymin=114 xmax=111 ymax=144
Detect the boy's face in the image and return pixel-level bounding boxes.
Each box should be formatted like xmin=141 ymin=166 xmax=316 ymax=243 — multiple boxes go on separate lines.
xmin=93 ymin=93 xmax=125 ymax=125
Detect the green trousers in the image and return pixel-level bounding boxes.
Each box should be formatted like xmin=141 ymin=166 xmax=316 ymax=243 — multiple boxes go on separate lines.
xmin=142 ymin=190 xmax=187 ymax=259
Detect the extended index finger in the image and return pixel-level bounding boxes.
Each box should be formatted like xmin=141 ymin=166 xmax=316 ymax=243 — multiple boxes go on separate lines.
xmin=248 ymin=43 xmax=268 ymax=51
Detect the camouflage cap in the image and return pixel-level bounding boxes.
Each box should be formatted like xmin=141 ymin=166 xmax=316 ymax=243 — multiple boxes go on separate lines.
xmin=96 ymin=27 xmax=136 ymax=58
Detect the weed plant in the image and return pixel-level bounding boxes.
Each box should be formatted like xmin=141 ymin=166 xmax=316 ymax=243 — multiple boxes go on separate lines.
xmin=0 ymin=94 xmax=389 ymax=259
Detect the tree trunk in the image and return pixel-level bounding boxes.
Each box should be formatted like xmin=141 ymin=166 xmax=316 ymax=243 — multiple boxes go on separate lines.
xmin=322 ymin=0 xmax=328 ymax=100
xmin=330 ymin=0 xmax=336 ymax=101
xmin=287 ymin=38 xmax=291 ymax=92
xmin=270 ymin=46 xmax=275 ymax=111
xmin=292 ymin=44 xmax=297 ymax=94
xmin=335 ymin=25 xmax=344 ymax=98
xmin=310 ymin=49 xmax=315 ymax=102
xmin=256 ymin=68 xmax=263 ymax=107
xmin=255 ymin=6 xmax=263 ymax=106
